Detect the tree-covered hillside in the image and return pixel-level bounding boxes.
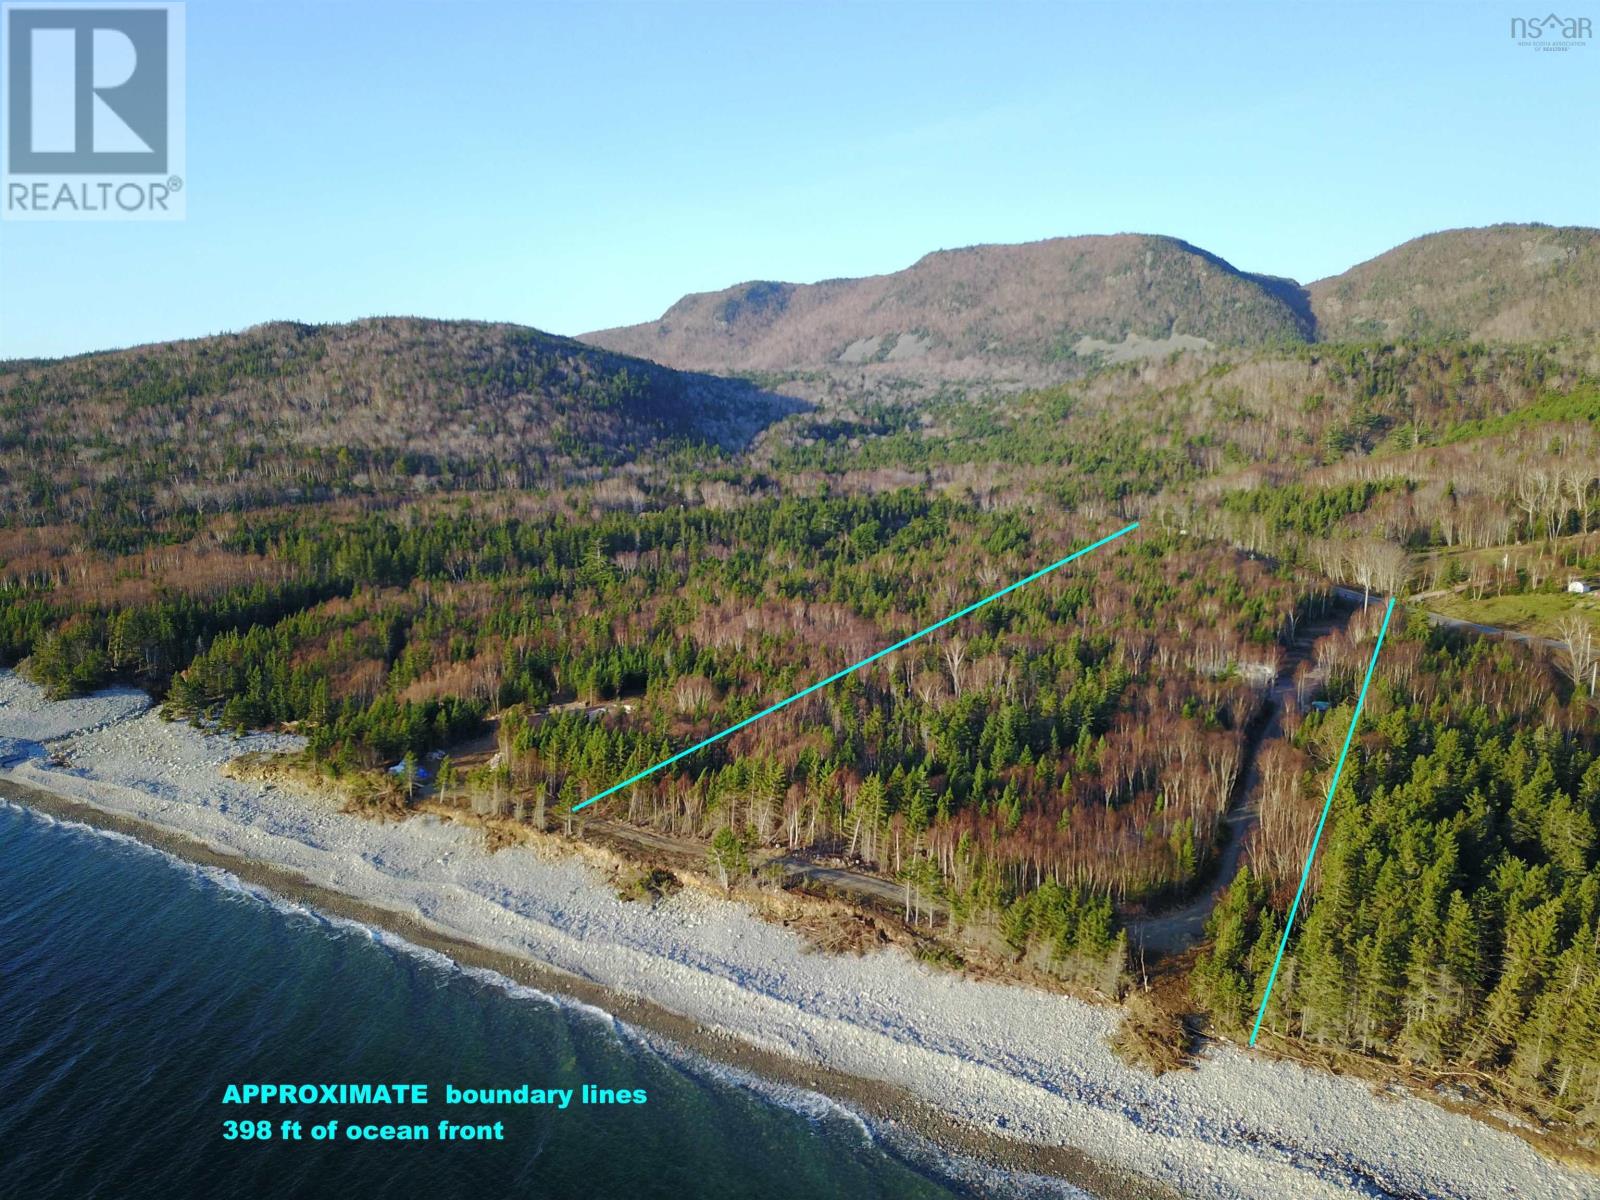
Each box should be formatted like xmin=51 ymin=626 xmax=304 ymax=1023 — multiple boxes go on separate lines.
xmin=0 ymin=317 xmax=798 ymax=541
xmin=1309 ymin=224 xmax=1600 ymax=344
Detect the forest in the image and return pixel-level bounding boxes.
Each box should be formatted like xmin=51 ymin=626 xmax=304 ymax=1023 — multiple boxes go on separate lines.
xmin=1197 ymin=611 xmax=1600 ymax=1124
xmin=2 ymin=321 xmax=1599 ymax=1132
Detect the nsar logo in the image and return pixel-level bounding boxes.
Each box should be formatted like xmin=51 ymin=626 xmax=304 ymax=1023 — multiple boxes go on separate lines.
xmin=1510 ymin=11 xmax=1592 ymax=50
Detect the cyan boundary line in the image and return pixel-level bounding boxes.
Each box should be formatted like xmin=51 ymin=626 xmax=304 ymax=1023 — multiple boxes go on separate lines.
xmin=572 ymin=521 xmax=1139 ymax=812
xmin=1248 ymin=595 xmax=1396 ymax=1045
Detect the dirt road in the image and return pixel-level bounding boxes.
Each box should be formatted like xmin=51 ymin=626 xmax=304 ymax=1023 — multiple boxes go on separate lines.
xmin=1126 ymin=605 xmax=1351 ymax=957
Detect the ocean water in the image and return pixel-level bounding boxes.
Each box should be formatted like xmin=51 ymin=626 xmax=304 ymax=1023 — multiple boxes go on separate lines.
xmin=0 ymin=801 xmax=1062 ymax=1200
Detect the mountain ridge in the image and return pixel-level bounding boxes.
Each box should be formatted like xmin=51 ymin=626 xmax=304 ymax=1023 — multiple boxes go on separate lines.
xmin=584 ymin=233 xmax=1313 ymax=377
xmin=583 ymin=224 xmax=1600 ymax=377
xmin=1306 ymin=222 xmax=1600 ymax=343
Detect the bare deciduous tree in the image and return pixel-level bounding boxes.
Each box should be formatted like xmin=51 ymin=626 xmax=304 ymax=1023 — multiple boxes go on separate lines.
xmin=942 ymin=636 xmax=967 ymax=698
xmin=1370 ymin=540 xmax=1411 ymax=598
xmin=1555 ymin=615 xmax=1598 ymax=700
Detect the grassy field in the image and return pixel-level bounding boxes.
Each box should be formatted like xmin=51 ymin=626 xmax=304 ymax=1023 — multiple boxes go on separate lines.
xmin=1428 ymin=589 xmax=1600 ymax=638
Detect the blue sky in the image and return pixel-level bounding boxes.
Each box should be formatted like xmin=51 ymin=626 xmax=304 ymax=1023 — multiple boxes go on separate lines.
xmin=1 ymin=0 xmax=1596 ymax=359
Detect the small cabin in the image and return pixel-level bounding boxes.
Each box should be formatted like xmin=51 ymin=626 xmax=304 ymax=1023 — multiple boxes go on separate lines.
xmin=1568 ymin=578 xmax=1597 ymax=595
